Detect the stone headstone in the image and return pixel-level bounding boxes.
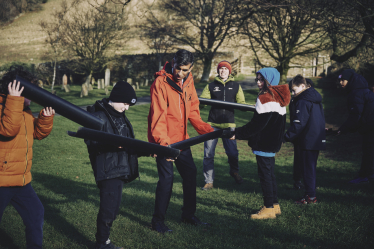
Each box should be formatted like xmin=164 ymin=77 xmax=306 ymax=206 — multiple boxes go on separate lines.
xmin=80 ymin=84 xmax=88 ymax=97
xmin=145 ymin=79 xmax=148 ymax=86
xmin=127 ymin=78 xmax=132 ymax=84
xmin=105 ymin=68 xmax=110 ymax=86
xmin=91 ymin=77 xmax=96 ymax=85
xmin=97 ymin=79 xmax=101 ymax=89
xmin=69 ymin=75 xmax=74 ymax=84
xmin=136 ymin=82 xmax=139 ymax=90
xmin=38 ymin=80 xmax=43 ymax=88
xmin=62 ymin=74 xmax=68 ymax=85
xmin=104 ymin=86 xmax=109 ymax=95
xmin=63 ymin=85 xmax=70 ymax=93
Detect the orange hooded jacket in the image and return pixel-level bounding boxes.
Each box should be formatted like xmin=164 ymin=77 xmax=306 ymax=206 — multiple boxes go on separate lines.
xmin=0 ymin=95 xmax=54 ymax=187
xmin=148 ymin=62 xmax=214 ymax=146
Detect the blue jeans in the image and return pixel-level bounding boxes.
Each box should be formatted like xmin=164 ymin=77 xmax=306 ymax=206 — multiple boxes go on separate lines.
xmin=0 ymin=183 xmax=44 ymax=249
xmin=203 ymin=127 xmax=239 ymax=183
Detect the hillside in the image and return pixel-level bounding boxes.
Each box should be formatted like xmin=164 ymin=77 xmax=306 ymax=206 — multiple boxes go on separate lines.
xmin=0 ymin=0 xmax=154 ymax=67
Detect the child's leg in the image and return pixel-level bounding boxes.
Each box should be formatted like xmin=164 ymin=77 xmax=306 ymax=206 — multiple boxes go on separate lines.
xmin=302 ymin=150 xmax=319 ymax=197
xmin=222 ymin=137 xmax=239 ymax=175
xmin=203 ymin=136 xmax=219 ymax=184
xmin=10 ymin=183 xmax=44 ymax=249
xmin=293 ymin=145 xmax=303 ymax=183
xmin=96 ymin=178 xmax=123 ymax=245
xmin=256 ymin=155 xmax=275 ymax=207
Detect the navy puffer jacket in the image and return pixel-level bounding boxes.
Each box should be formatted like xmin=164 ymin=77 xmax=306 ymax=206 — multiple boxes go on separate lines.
xmin=339 ymin=73 xmax=374 ymax=134
xmin=284 ymin=87 xmax=326 ymax=150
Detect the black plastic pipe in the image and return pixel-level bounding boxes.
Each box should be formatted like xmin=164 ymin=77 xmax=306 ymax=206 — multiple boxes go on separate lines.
xmin=170 ymin=129 xmax=226 ymax=150
xmin=16 ymin=75 xmax=104 ymax=130
xmin=67 ymin=127 xmax=181 ymax=158
xmin=199 ymin=98 xmax=256 ymax=112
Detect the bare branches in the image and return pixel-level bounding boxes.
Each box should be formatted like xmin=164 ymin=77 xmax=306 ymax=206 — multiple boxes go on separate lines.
xmin=240 ymin=0 xmax=330 ymax=83
xmin=40 ymin=0 xmax=129 ymax=75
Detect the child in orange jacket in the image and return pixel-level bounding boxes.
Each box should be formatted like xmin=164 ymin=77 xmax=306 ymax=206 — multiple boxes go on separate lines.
xmin=0 ymin=67 xmax=55 ymax=249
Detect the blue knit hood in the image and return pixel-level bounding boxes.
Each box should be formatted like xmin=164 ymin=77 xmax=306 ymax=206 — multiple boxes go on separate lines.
xmin=257 ymin=67 xmax=280 ymax=86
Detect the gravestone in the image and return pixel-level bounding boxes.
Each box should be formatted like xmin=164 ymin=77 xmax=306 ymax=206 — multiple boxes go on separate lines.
xmin=105 ymin=68 xmax=110 ymax=87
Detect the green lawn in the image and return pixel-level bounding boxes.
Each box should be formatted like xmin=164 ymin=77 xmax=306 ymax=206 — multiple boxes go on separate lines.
xmin=1 ymin=79 xmax=373 ymax=249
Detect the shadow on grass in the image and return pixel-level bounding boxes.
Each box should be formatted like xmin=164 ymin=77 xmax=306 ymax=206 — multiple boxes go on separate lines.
xmin=0 ymin=228 xmax=18 ymax=249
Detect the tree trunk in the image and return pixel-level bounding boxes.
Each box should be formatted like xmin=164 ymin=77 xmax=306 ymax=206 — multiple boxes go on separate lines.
xmin=51 ymin=57 xmax=56 ymax=92
xmin=201 ymin=56 xmax=213 ymax=82
xmin=276 ymin=61 xmax=290 ymax=85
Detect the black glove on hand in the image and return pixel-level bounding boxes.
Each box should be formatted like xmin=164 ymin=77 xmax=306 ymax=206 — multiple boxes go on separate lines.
xmin=221 ymin=127 xmax=235 ymax=139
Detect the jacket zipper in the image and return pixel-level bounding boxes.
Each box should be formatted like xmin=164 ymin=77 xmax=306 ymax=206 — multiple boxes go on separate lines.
xmin=223 ymin=84 xmax=226 ymax=116
xmin=23 ymin=114 xmax=28 ymax=186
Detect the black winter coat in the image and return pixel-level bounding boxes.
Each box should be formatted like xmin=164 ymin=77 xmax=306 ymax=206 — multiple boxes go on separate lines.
xmin=339 ymin=73 xmax=374 ymax=135
xmin=284 ymin=87 xmax=326 ymax=150
xmin=85 ymin=99 xmax=139 ymax=183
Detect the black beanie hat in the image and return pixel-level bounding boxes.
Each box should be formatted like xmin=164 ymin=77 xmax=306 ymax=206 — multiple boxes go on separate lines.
xmin=109 ymin=81 xmax=137 ymax=106
xmin=339 ymin=69 xmax=355 ymax=82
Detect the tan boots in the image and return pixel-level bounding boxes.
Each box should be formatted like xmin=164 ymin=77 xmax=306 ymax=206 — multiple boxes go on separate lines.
xmin=251 ymin=204 xmax=281 ymax=219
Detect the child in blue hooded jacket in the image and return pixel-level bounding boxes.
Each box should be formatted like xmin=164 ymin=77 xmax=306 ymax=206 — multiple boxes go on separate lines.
xmin=284 ymin=75 xmax=326 ymax=204
xmin=230 ymin=68 xmax=290 ymax=219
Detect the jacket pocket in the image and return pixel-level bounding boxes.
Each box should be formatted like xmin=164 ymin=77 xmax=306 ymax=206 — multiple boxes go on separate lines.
xmin=0 ymin=152 xmax=10 ymax=172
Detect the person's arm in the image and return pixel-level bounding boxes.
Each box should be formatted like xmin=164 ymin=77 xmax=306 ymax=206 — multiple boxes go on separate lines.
xmin=33 ymin=107 xmax=54 ymax=140
xmin=199 ymin=84 xmax=211 ymax=99
xmin=236 ymin=85 xmax=246 ymax=104
xmin=284 ymin=100 xmax=310 ymax=142
xmin=148 ymin=79 xmax=171 ymax=146
xmin=0 ymin=82 xmax=25 ymax=137
xmin=339 ymin=93 xmax=364 ymax=134
xmin=189 ymin=82 xmax=214 ymax=135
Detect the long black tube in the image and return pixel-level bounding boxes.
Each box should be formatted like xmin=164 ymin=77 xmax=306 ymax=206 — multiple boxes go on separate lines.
xmin=16 ymin=75 xmax=104 ymax=130
xmin=199 ymin=98 xmax=256 ymax=112
xmin=67 ymin=127 xmax=181 ymax=158
xmin=170 ymin=129 xmax=224 ymax=150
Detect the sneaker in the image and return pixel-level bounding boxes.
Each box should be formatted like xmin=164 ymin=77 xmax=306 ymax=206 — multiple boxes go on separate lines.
xmin=230 ymin=172 xmax=243 ymax=184
xmin=201 ymin=183 xmax=213 ymax=190
xmin=251 ymin=206 xmax=276 ymax=219
xmin=151 ymin=221 xmax=172 ymax=234
xmin=349 ymin=176 xmax=369 ymax=184
xmin=273 ymin=203 xmax=281 ymax=215
xmin=295 ymin=195 xmax=317 ymax=205
xmin=94 ymin=239 xmax=123 ymax=249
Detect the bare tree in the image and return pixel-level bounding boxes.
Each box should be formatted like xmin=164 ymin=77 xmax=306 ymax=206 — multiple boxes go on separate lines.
xmin=240 ymin=0 xmax=329 ymax=83
xmin=40 ymin=0 xmax=129 ymax=78
xmin=325 ymin=0 xmax=374 ymax=63
xmin=143 ymin=0 xmax=254 ymax=82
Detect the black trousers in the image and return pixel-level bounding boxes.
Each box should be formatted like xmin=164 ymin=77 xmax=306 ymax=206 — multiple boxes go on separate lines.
xmin=293 ymin=147 xmax=319 ymax=197
xmin=256 ymin=155 xmax=278 ymax=207
xmin=96 ymin=178 xmax=123 ymax=244
xmin=153 ymin=148 xmax=197 ymax=222
xmin=360 ymin=132 xmax=374 ymax=177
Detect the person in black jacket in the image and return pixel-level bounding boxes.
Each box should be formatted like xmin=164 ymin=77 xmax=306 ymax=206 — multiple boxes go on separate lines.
xmin=199 ymin=61 xmax=246 ymax=190
xmin=338 ymin=69 xmax=374 ymax=184
xmin=85 ymin=81 xmax=138 ymax=249
xmin=230 ymin=67 xmax=291 ymax=219
xmin=284 ymin=75 xmax=326 ymax=204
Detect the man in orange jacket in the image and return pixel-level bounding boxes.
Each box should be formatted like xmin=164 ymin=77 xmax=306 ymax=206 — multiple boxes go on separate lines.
xmin=148 ymin=49 xmax=214 ymax=233
xmin=0 ymin=67 xmax=55 ymax=249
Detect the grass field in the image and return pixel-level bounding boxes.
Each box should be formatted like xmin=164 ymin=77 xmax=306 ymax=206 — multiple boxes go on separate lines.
xmin=1 ymin=79 xmax=374 ymax=249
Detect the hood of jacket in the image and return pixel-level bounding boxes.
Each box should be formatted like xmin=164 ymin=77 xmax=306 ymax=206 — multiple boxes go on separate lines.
xmin=265 ymin=84 xmax=291 ymax=107
xmin=346 ymin=73 xmax=369 ymax=93
xmin=294 ymin=87 xmax=322 ymax=103
xmin=154 ymin=61 xmax=192 ymax=93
